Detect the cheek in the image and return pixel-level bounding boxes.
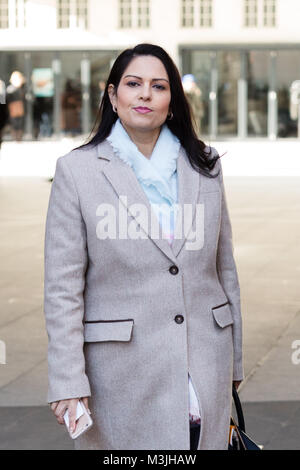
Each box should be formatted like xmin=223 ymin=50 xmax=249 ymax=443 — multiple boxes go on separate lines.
xmin=117 ymin=95 xmax=131 ymax=109
xmin=116 ymin=87 xmax=134 ymax=108
xmin=156 ymin=93 xmax=171 ymax=113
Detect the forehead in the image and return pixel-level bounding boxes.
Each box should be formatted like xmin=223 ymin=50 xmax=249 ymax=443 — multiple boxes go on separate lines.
xmin=122 ymin=55 xmax=169 ymax=80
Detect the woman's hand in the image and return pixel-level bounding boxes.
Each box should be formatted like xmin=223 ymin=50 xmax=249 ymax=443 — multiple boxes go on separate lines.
xmin=50 ymin=396 xmax=90 ymax=433
xmin=233 ymin=380 xmax=242 ymax=391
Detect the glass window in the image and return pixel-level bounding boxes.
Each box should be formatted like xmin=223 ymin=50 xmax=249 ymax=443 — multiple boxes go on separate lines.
xmin=57 ymin=0 xmax=70 ymax=28
xmin=0 ymin=52 xmax=26 ymax=141
xmin=0 ymin=50 xmax=120 ymax=141
xmin=263 ymin=0 xmax=276 ymax=27
xmin=199 ymin=0 xmax=212 ymax=27
xmin=183 ymin=49 xmax=239 ymax=137
xmin=15 ymin=0 xmax=26 ymax=28
xmin=0 ymin=0 xmax=27 ymax=29
xmin=181 ymin=0 xmax=194 ymax=27
xmin=118 ymin=0 xmax=150 ymax=29
xmin=137 ymin=0 xmax=150 ymax=28
xmin=76 ymin=0 xmax=88 ymax=29
xmin=247 ymin=50 xmax=269 ymax=136
xmin=0 ymin=0 xmax=9 ymax=29
xmin=89 ymin=51 xmax=119 ymax=126
xmin=0 ymin=51 xmax=56 ymax=141
xmin=183 ymin=50 xmax=211 ymax=136
xmin=57 ymin=0 xmax=88 ymax=29
xmin=119 ymin=0 xmax=132 ymax=28
xmin=244 ymin=0 xmax=257 ymax=27
xmin=30 ymin=52 xmax=56 ymax=139
xmin=276 ymin=51 xmax=300 ymax=138
xmin=59 ymin=52 xmax=83 ymax=136
xmin=217 ymin=51 xmax=239 ymax=136
xmin=244 ymin=0 xmax=276 ymax=28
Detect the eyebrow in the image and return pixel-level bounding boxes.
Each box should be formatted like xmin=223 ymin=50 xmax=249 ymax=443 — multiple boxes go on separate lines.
xmin=123 ymin=75 xmax=169 ymax=83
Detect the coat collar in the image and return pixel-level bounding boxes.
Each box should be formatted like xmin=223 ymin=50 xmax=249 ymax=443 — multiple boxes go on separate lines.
xmin=96 ymin=139 xmax=201 ymax=264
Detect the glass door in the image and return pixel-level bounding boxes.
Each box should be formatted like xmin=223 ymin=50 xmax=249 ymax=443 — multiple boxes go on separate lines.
xmin=30 ymin=52 xmax=55 ymax=139
xmin=184 ymin=50 xmax=211 ymax=137
xmin=89 ymin=51 xmax=118 ymax=130
xmin=276 ymin=50 xmax=300 ymax=138
xmin=217 ymin=51 xmax=240 ymax=137
xmin=247 ymin=50 xmax=269 ymax=137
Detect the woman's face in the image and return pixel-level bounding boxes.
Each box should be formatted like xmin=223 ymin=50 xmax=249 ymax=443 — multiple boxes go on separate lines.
xmin=108 ymin=55 xmax=171 ymax=133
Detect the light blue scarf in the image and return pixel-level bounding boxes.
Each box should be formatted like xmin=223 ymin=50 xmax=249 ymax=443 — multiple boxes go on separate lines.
xmin=107 ymin=118 xmax=181 ymax=240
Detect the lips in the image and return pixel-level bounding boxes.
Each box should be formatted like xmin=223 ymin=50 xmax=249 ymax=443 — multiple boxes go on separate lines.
xmin=133 ymin=107 xmax=153 ymax=114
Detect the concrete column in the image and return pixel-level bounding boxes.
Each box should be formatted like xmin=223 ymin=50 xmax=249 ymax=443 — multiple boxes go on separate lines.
xmin=81 ymin=55 xmax=91 ymax=136
xmin=209 ymin=52 xmax=218 ymax=140
xmin=238 ymin=51 xmax=248 ymax=139
xmin=268 ymin=51 xmax=278 ymax=140
xmin=24 ymin=52 xmax=33 ymax=140
xmin=52 ymin=57 xmax=62 ymax=137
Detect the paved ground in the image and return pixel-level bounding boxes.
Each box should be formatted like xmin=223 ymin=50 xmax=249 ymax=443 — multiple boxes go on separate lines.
xmin=0 ymin=139 xmax=300 ymax=450
xmin=1 ymin=138 xmax=300 ymax=177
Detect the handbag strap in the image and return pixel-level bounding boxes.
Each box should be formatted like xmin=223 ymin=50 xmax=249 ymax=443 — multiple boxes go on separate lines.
xmin=232 ymin=384 xmax=246 ymax=432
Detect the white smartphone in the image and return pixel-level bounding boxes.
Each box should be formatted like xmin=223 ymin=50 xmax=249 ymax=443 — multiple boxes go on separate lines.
xmin=63 ymin=399 xmax=93 ymax=439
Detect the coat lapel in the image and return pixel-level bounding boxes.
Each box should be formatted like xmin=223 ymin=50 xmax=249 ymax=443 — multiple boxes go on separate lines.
xmin=97 ymin=140 xmax=200 ymax=262
xmin=171 ymin=146 xmax=201 ymax=257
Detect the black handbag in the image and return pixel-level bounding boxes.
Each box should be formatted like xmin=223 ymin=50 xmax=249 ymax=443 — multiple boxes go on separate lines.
xmin=228 ymin=385 xmax=262 ymax=450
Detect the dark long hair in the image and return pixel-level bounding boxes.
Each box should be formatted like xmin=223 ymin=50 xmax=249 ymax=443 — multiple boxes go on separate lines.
xmin=73 ymin=43 xmax=219 ymax=178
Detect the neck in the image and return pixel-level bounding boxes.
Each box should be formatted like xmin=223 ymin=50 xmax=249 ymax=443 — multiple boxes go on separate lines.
xmin=120 ymin=121 xmax=161 ymax=159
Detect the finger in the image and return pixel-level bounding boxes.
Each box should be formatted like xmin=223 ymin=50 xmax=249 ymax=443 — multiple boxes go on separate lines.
xmin=82 ymin=397 xmax=91 ymax=414
xmin=68 ymin=400 xmax=79 ymax=433
xmin=234 ymin=381 xmax=241 ymax=390
xmin=56 ymin=411 xmax=67 ymax=425
xmin=50 ymin=402 xmax=58 ymax=411
xmin=54 ymin=403 xmax=67 ymax=416
xmin=55 ymin=404 xmax=68 ymax=424
xmin=57 ymin=408 xmax=68 ymax=425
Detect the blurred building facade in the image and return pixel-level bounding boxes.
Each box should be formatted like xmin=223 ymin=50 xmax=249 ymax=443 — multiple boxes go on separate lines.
xmin=0 ymin=0 xmax=300 ymax=140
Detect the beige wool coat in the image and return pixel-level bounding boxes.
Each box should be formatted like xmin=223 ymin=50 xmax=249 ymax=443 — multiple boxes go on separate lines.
xmin=43 ymin=138 xmax=244 ymax=450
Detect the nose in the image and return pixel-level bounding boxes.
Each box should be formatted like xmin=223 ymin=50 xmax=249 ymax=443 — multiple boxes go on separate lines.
xmin=139 ymin=84 xmax=151 ymax=101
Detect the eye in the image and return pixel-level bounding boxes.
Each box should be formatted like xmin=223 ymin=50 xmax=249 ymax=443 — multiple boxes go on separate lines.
xmin=126 ymin=81 xmax=166 ymax=90
xmin=126 ymin=81 xmax=140 ymax=87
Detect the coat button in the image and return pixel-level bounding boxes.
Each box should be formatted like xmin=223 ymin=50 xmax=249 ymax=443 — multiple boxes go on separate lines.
xmin=174 ymin=314 xmax=184 ymax=324
xmin=169 ymin=265 xmax=179 ymax=275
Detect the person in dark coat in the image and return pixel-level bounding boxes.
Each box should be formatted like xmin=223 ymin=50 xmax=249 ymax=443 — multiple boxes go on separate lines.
xmin=0 ymin=78 xmax=9 ymax=148
xmin=6 ymin=71 xmax=26 ymax=142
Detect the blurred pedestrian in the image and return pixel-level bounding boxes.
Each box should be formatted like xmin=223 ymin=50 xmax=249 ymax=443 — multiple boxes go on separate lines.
xmin=0 ymin=78 xmax=5 ymax=104
xmin=61 ymin=79 xmax=81 ymax=136
xmin=6 ymin=71 xmax=26 ymax=142
xmin=182 ymin=74 xmax=204 ymax=136
xmin=98 ymin=79 xmax=106 ymax=105
xmin=0 ymin=78 xmax=9 ymax=149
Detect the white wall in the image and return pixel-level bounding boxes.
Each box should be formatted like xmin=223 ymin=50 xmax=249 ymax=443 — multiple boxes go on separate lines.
xmin=0 ymin=0 xmax=300 ymax=55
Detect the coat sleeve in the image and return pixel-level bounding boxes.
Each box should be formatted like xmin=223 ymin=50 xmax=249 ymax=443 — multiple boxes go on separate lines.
xmin=44 ymin=155 xmax=91 ymax=404
xmin=216 ymin=157 xmax=244 ymax=381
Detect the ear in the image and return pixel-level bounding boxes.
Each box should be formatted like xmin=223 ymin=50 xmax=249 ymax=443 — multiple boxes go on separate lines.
xmin=108 ymin=84 xmax=117 ymax=109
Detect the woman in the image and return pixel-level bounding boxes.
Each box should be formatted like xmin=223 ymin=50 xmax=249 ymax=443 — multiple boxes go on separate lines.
xmin=44 ymin=44 xmax=244 ymax=451
xmin=0 ymin=79 xmax=8 ymax=148
xmin=6 ymin=71 xmax=25 ymax=142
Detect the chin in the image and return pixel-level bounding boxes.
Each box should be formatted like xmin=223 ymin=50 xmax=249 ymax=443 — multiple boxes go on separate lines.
xmin=125 ymin=119 xmax=155 ymax=131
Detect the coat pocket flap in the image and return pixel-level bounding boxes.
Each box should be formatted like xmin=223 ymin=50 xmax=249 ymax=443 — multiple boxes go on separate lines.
xmin=84 ymin=319 xmax=134 ymax=342
xmin=212 ymin=302 xmax=233 ymax=328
